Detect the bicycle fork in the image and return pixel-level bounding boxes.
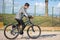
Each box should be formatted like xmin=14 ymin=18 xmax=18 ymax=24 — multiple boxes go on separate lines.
xmin=31 ymin=25 xmax=35 ymax=32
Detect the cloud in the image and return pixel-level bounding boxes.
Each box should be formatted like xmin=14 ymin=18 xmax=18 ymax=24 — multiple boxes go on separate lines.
xmin=35 ymin=2 xmax=45 ymax=14
xmin=57 ymin=2 xmax=60 ymax=7
xmin=5 ymin=0 xmax=12 ymax=6
xmin=53 ymin=2 xmax=60 ymax=15
xmin=54 ymin=2 xmax=60 ymax=12
xmin=5 ymin=0 xmax=12 ymax=3
xmin=14 ymin=7 xmax=19 ymax=10
xmin=35 ymin=2 xmax=45 ymax=8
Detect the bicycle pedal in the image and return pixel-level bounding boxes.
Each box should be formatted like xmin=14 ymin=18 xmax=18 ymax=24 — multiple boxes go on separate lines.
xmin=11 ymin=32 xmax=15 ymax=36
xmin=20 ymin=32 xmax=24 ymax=35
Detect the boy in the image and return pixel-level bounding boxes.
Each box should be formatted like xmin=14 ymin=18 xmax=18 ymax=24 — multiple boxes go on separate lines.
xmin=14 ymin=3 xmax=32 ymax=34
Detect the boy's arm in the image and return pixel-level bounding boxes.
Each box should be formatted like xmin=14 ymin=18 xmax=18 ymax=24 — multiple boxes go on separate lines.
xmin=22 ymin=8 xmax=28 ymax=17
xmin=22 ymin=7 xmax=33 ymax=19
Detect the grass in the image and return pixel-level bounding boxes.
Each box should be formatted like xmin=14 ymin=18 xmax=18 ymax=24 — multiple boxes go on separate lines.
xmin=1 ymin=14 xmax=60 ymax=27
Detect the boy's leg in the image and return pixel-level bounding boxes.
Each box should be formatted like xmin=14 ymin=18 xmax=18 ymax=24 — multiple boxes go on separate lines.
xmin=20 ymin=20 xmax=26 ymax=31
xmin=15 ymin=19 xmax=21 ymax=25
xmin=18 ymin=19 xmax=25 ymax=34
xmin=15 ymin=19 xmax=26 ymax=34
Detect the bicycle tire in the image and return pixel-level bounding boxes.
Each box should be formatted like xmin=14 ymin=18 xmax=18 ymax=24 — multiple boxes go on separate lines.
xmin=4 ymin=24 xmax=19 ymax=39
xmin=27 ymin=25 xmax=41 ymax=39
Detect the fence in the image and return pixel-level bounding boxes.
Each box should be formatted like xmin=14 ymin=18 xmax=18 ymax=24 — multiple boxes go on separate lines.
xmin=51 ymin=7 xmax=60 ymax=26
xmin=0 ymin=0 xmax=60 ymax=27
xmin=48 ymin=7 xmax=60 ymax=27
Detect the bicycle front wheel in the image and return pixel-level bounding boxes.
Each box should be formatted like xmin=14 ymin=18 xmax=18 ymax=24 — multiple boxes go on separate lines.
xmin=4 ymin=24 xmax=19 ymax=39
xmin=27 ymin=25 xmax=41 ymax=39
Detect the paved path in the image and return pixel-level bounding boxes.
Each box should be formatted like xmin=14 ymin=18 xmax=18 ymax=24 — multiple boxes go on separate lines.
xmin=0 ymin=31 xmax=60 ymax=40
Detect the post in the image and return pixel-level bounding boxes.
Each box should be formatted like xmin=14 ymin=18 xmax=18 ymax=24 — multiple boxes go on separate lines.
xmin=59 ymin=8 xmax=60 ymax=25
xmin=52 ymin=7 xmax=54 ymax=26
xmin=12 ymin=0 xmax=14 ymax=14
xmin=2 ymin=0 xmax=5 ymax=14
xmin=0 ymin=0 xmax=4 ymax=28
xmin=34 ymin=5 xmax=36 ymax=16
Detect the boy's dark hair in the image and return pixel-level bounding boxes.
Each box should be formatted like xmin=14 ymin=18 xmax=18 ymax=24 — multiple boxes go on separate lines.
xmin=24 ymin=3 xmax=30 ymax=6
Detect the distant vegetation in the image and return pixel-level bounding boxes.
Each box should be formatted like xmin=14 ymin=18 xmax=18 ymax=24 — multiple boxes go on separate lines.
xmin=2 ymin=14 xmax=60 ymax=27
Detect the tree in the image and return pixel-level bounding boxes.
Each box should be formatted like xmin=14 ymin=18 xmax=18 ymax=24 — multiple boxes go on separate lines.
xmin=45 ymin=0 xmax=48 ymax=16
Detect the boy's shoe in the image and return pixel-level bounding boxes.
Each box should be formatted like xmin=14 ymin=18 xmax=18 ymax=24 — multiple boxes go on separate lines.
xmin=12 ymin=25 xmax=16 ymax=29
xmin=20 ymin=31 xmax=24 ymax=35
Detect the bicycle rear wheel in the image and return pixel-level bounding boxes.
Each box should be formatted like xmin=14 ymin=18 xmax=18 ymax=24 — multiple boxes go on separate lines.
xmin=4 ymin=24 xmax=19 ymax=39
xmin=27 ymin=25 xmax=41 ymax=39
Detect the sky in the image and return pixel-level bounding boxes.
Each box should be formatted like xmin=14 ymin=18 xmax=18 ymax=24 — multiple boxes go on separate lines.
xmin=0 ymin=0 xmax=60 ymax=16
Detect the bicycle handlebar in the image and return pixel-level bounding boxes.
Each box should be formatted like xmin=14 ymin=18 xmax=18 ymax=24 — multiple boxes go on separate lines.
xmin=25 ymin=16 xmax=33 ymax=25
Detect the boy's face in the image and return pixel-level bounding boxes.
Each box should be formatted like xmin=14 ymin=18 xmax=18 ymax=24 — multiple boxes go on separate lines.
xmin=24 ymin=6 xmax=29 ymax=9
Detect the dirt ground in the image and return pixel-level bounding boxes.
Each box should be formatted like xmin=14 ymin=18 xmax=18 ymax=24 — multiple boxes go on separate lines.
xmin=0 ymin=30 xmax=60 ymax=40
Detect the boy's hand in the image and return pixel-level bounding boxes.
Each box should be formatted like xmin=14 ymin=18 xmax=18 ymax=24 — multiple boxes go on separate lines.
xmin=31 ymin=16 xmax=33 ymax=19
xmin=28 ymin=15 xmax=33 ymax=19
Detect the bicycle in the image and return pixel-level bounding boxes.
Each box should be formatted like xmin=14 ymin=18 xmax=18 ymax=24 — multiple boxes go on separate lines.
xmin=4 ymin=16 xmax=41 ymax=39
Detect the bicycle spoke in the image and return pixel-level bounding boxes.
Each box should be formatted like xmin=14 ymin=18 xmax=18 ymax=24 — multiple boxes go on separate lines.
xmin=27 ymin=25 xmax=41 ymax=39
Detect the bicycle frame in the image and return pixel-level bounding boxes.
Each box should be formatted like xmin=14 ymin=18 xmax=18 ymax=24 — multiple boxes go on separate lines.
xmin=24 ymin=18 xmax=34 ymax=26
xmin=24 ymin=18 xmax=35 ymax=32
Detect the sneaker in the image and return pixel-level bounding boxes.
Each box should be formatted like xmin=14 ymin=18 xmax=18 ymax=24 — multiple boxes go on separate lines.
xmin=12 ymin=25 xmax=16 ymax=29
xmin=20 ymin=31 xmax=24 ymax=35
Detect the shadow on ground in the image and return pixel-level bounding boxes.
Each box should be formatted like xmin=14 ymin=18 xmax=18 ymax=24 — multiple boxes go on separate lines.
xmin=8 ymin=34 xmax=57 ymax=40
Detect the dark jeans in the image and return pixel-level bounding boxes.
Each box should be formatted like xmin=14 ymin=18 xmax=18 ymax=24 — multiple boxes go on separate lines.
xmin=15 ymin=18 xmax=26 ymax=31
